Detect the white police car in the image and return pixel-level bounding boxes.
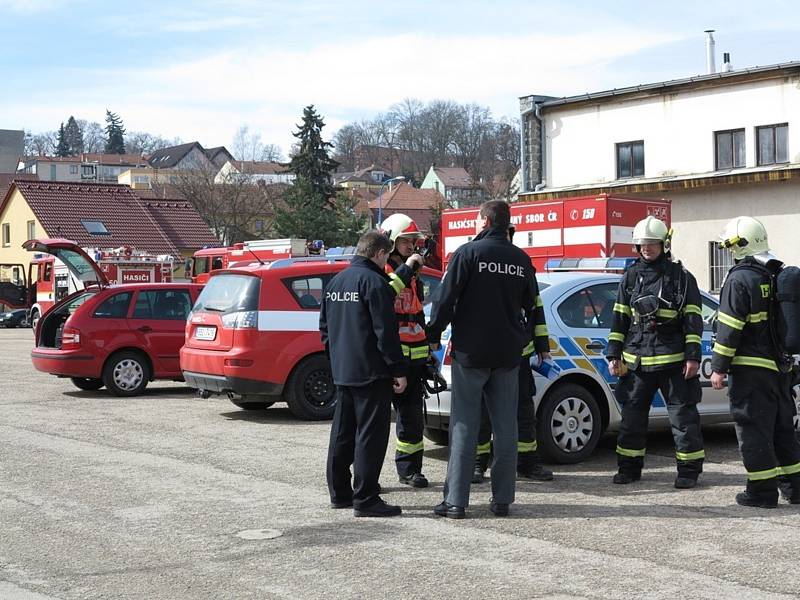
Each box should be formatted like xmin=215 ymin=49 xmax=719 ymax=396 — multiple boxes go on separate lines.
xmin=423 ymin=268 xmax=729 ymax=464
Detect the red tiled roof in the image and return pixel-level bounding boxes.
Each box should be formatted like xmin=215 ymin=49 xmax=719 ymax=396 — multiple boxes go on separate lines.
xmin=3 ymin=181 xmax=217 ymax=255
xmin=434 ymin=166 xmax=480 ymax=188
xmin=139 ymin=200 xmax=220 ymax=249
xmin=0 ymin=173 xmax=38 ymax=204
xmin=369 ymin=182 xmax=446 ymax=211
xmin=232 ymin=160 xmax=289 ymax=175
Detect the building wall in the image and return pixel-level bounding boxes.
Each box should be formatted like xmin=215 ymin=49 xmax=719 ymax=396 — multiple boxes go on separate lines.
xmin=0 ymin=189 xmax=47 ymax=266
xmin=25 ymin=160 xmax=82 ymax=182
xmin=0 ymin=129 xmax=24 ymax=173
xmin=539 ymin=75 xmax=800 ymax=188
xmin=179 ymin=147 xmax=214 ymax=171
xmin=420 ymin=168 xmax=444 ymax=195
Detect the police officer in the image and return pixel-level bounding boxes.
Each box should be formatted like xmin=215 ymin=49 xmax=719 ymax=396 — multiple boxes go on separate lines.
xmin=606 ymin=216 xmax=705 ymax=488
xmin=380 ymin=213 xmax=431 ymax=488
xmin=428 ymin=200 xmax=537 ymax=518
xmin=473 ymin=226 xmax=553 ymax=484
xmin=320 ymin=230 xmax=408 ymax=518
xmin=711 ymin=216 xmax=800 ymax=508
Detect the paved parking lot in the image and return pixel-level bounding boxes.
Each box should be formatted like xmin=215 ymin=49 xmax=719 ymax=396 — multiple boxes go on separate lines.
xmin=1 ymin=328 xmax=800 ymax=599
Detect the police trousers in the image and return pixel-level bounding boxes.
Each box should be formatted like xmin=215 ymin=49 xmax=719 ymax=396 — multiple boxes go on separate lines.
xmin=615 ymin=366 xmax=704 ymax=476
xmin=729 ymin=367 xmax=800 ymax=500
xmin=326 ymin=379 xmax=392 ymax=510
xmin=392 ymin=362 xmax=426 ymax=477
xmin=444 ymin=359 xmax=518 ymax=508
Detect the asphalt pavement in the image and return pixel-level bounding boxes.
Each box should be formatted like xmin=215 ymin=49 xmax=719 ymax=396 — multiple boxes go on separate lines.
xmin=1 ymin=328 xmax=799 ymax=599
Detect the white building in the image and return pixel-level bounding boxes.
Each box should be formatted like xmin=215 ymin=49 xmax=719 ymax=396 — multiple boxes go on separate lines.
xmin=19 ymin=153 xmax=149 ymax=183
xmin=214 ymin=160 xmax=295 ymax=185
xmin=519 ymin=60 xmax=800 ymax=291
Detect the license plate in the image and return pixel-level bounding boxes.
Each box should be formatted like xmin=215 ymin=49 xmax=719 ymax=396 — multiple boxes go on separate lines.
xmin=195 ymin=326 xmax=216 ymax=341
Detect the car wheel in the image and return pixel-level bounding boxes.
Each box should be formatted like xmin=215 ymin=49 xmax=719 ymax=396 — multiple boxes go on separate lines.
xmin=70 ymin=377 xmax=104 ymax=391
xmin=230 ymin=400 xmax=276 ymax=410
xmin=537 ymin=382 xmax=602 ymax=464
xmin=102 ymin=351 xmax=150 ymax=397
xmin=284 ymin=354 xmax=336 ymax=420
xmin=30 ymin=309 xmax=39 ymax=330
xmin=423 ymin=426 xmax=449 ymax=446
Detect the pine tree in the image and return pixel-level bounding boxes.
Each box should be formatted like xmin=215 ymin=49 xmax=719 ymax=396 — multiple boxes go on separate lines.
xmin=55 ymin=123 xmax=70 ymax=157
xmin=104 ymin=110 xmax=126 ymax=154
xmin=286 ymin=105 xmax=339 ymax=199
xmin=64 ymin=116 xmax=84 ymax=155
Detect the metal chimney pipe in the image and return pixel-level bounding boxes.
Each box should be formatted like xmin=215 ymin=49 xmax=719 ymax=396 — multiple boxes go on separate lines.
xmin=704 ymin=30 xmax=716 ymax=74
xmin=723 ymin=52 xmax=733 ymax=72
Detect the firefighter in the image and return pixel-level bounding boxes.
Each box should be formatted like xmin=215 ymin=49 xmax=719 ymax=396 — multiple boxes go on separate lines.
xmin=606 ymin=216 xmax=705 ymax=488
xmin=320 ymin=230 xmax=408 ymax=517
xmin=379 ymin=213 xmax=431 ymax=488
xmin=711 ymin=216 xmax=800 ymax=508
xmin=473 ymin=226 xmax=553 ymax=484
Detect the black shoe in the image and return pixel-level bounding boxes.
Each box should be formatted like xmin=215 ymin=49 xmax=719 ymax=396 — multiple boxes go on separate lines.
xmin=490 ymin=501 xmax=509 ymax=517
xmin=613 ymin=470 xmax=641 ymax=484
xmin=735 ymin=491 xmax=778 ymax=509
xmin=434 ymin=501 xmax=466 ymax=519
xmin=674 ymin=476 xmax=698 ymax=489
xmin=471 ymin=466 xmax=485 ymax=484
xmin=354 ymin=499 xmax=402 ymax=517
xmin=518 ymin=464 xmax=554 ymax=481
xmin=778 ymin=481 xmax=800 ymax=504
xmin=331 ymin=499 xmax=353 ymax=509
xmin=399 ymin=473 xmax=429 ymax=488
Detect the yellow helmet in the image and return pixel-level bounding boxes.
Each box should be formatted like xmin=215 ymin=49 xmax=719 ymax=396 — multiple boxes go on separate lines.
xmin=718 ymin=216 xmax=770 ymax=260
xmin=380 ymin=213 xmax=424 ymax=250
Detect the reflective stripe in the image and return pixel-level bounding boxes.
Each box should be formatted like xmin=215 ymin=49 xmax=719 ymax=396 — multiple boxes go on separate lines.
xmin=746 ymin=311 xmax=769 ymax=323
xmin=518 ymin=440 xmax=538 ymax=453
xmin=683 ymin=304 xmax=702 ymax=315
xmin=685 ymin=334 xmax=702 ymax=345
xmin=731 ymin=356 xmax=778 ymax=372
xmin=401 ymin=344 xmax=429 ymax=360
xmin=616 ymin=445 xmax=646 ymax=458
xmin=778 ymin=463 xmax=800 ymax=476
xmin=676 ymin=449 xmax=705 ymax=461
xmin=608 ymin=332 xmax=626 ymax=343
xmin=536 ymin=296 xmax=544 ymax=307
xmin=476 ymin=442 xmax=491 ymax=455
xmin=388 ymin=273 xmax=406 ymax=294
xmin=534 ymin=325 xmax=548 ymax=337
xmin=747 ymin=467 xmax=778 ymax=481
xmin=396 ymin=439 xmax=424 ymax=454
xmin=718 ymin=311 xmax=745 ymax=330
xmin=614 ymin=303 xmax=632 ymax=316
xmin=521 ymin=341 xmax=534 ymax=357
xmin=656 ymin=308 xmax=678 ymax=318
xmin=623 ymin=351 xmax=684 ymax=366
xmin=712 ymin=342 xmax=736 ymax=357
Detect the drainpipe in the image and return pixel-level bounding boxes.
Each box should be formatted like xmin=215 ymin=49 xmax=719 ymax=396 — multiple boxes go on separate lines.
xmin=533 ymin=102 xmax=547 ymax=192
xmin=519 ymin=103 xmax=534 ymax=194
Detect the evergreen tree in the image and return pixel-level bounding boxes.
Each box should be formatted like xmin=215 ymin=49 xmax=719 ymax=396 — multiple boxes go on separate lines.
xmin=64 ymin=116 xmax=84 ymax=155
xmin=104 ymin=110 xmax=126 ymax=154
xmin=286 ymin=105 xmax=339 ymax=199
xmin=55 ymin=123 xmax=70 ymax=157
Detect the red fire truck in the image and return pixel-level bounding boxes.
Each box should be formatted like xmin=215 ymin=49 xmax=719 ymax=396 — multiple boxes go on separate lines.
xmin=441 ymin=194 xmax=671 ymax=270
xmin=189 ymin=238 xmax=309 ymax=284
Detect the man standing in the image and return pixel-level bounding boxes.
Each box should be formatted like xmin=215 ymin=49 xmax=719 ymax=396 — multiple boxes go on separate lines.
xmin=606 ymin=216 xmax=705 ymax=488
xmin=380 ymin=213 xmax=430 ymax=488
xmin=427 ymin=200 xmax=537 ymax=518
xmin=711 ymin=216 xmax=800 ymax=508
xmin=320 ymin=230 xmax=408 ymax=518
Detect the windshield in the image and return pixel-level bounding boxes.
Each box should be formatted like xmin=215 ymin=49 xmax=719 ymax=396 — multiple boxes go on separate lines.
xmin=193 ymin=274 xmax=260 ymax=314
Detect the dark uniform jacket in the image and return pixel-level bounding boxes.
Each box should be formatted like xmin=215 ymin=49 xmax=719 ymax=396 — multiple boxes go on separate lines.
xmin=606 ymin=254 xmax=703 ymax=372
xmin=319 ymin=255 xmax=408 ymax=386
xmin=427 ymin=226 xmax=538 ymax=369
xmin=711 ymin=257 xmax=782 ymax=373
xmin=523 ymin=285 xmax=549 ymax=358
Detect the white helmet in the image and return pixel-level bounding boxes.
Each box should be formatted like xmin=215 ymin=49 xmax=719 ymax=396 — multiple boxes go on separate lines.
xmin=718 ymin=216 xmax=770 ymax=260
xmin=380 ymin=213 xmax=424 ymax=250
xmin=632 ymin=216 xmax=669 ymax=245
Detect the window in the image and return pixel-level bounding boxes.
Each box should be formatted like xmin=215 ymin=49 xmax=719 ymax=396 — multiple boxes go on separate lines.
xmin=81 ymin=165 xmax=95 ymax=178
xmin=69 ymin=165 xmax=79 ymax=175
xmin=40 ymin=262 xmax=52 ymax=282
xmin=616 ymin=141 xmax=645 ymax=178
xmin=26 ymin=220 xmax=35 ymax=240
xmin=133 ymin=175 xmax=150 ymax=184
xmin=557 ymin=283 xmax=619 ymax=329
xmin=81 ymin=219 xmax=110 ymax=235
xmin=255 ymin=220 xmax=264 ymax=232
xmin=418 ymin=273 xmax=443 ymax=305
xmin=211 ymin=255 xmax=224 ymax=270
xmin=132 ymin=289 xmax=192 ymax=320
xmin=757 ymin=123 xmax=789 ymax=165
xmin=1 ymin=223 xmax=9 ymax=247
xmin=284 ymin=276 xmax=330 ymax=309
xmin=715 ymin=129 xmax=746 ymax=169
xmin=49 ymin=164 xmax=56 ymax=180
xmin=709 ymin=241 xmax=734 ymax=293
xmin=93 ymin=292 xmax=132 ymax=319
xmin=700 ymin=295 xmax=719 ymax=332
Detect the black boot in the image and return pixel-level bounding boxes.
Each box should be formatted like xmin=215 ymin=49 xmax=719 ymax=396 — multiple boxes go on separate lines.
xmin=778 ymin=474 xmax=800 ymax=504
xmin=517 ymin=454 xmax=554 ymax=481
xmin=472 ymin=453 xmax=490 ymax=484
xmin=613 ymin=469 xmax=641 ymax=484
xmin=736 ymin=479 xmax=778 ymax=508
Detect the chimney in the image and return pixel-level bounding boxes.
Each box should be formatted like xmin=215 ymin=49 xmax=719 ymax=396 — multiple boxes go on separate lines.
xmin=704 ymin=30 xmax=716 ymax=74
xmin=723 ymin=52 xmax=733 ymax=72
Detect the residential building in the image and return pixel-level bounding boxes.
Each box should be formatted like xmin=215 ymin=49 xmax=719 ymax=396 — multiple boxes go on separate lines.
xmin=369 ymin=182 xmax=446 ymax=232
xmin=0 ymin=129 xmax=24 ymax=173
xmin=519 ymin=60 xmax=800 ymax=291
xmin=333 ymin=164 xmax=391 ymax=191
xmin=147 ymin=142 xmax=225 ymax=172
xmin=18 ymin=153 xmax=148 ymax=183
xmin=118 ymin=168 xmax=182 ymax=189
xmin=214 ymin=160 xmax=295 ymax=185
xmin=420 ymin=165 xmax=486 ymax=208
xmin=205 ymin=146 xmax=235 ymax=170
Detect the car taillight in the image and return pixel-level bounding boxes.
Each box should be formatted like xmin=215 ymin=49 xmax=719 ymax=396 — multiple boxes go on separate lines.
xmin=61 ymin=327 xmax=81 ymax=350
xmin=221 ymin=310 xmax=258 ymax=329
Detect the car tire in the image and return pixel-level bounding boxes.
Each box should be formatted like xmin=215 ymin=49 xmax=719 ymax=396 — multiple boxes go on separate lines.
xmin=423 ymin=426 xmax=449 ymax=446
xmin=71 ymin=377 xmax=104 ymax=391
xmin=230 ymin=399 xmax=276 ymax=410
xmin=30 ymin=309 xmax=39 ymax=330
xmin=537 ymin=382 xmax=602 ymax=464
xmin=284 ymin=354 xmax=336 ymax=421
xmin=102 ymin=351 xmax=150 ymax=397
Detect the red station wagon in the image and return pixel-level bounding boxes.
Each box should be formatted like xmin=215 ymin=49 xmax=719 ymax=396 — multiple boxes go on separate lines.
xmin=28 ymin=239 xmax=203 ymax=396
xmin=180 ymin=256 xmax=442 ymax=420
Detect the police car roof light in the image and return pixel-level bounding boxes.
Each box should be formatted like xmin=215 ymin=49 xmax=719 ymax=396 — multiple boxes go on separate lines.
xmin=544 ymin=257 xmax=636 ymax=272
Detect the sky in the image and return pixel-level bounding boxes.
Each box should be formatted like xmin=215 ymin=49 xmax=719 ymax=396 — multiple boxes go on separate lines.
xmin=2 ymin=0 xmax=800 ymax=157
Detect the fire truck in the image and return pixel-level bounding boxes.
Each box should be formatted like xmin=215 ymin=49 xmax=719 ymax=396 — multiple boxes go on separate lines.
xmin=441 ymin=194 xmax=671 ymax=270
xmin=188 ymin=238 xmax=309 ymax=283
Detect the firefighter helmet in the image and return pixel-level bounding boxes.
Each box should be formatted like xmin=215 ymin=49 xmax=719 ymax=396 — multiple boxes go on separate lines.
xmin=632 ymin=216 xmax=672 ymax=254
xmin=380 ymin=213 xmax=425 ymax=250
xmin=718 ymin=216 xmax=770 ymax=260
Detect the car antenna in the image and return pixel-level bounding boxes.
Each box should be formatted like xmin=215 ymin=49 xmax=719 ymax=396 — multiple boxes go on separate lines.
xmin=246 ymin=247 xmax=265 ymax=266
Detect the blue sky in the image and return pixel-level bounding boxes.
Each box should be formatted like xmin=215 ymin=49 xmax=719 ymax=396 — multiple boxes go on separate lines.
xmin=2 ymin=0 xmax=799 ymax=156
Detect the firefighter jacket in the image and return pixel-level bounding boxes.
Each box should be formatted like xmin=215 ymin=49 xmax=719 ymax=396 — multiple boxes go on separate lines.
xmin=711 ymin=257 xmax=783 ymax=373
xmin=385 ymin=256 xmax=429 ymax=364
xmin=427 ymin=226 xmax=537 ymax=369
xmin=522 ymin=284 xmax=549 ymax=358
xmin=320 ymin=255 xmax=408 ymax=386
xmin=605 ymin=254 xmax=703 ymax=372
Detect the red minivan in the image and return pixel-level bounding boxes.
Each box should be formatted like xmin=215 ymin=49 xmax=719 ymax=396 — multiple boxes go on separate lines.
xmin=27 ymin=239 xmax=202 ymax=396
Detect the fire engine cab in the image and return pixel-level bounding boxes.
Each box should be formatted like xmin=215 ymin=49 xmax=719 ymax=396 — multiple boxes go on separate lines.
xmin=189 ymin=238 xmax=309 ymax=284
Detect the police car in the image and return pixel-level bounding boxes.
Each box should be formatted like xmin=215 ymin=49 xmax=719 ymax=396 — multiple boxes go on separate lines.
xmin=423 ymin=266 xmax=730 ymax=464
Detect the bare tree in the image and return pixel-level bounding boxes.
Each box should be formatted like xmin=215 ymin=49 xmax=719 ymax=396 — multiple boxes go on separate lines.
xmin=28 ymin=131 xmax=57 ymax=156
xmin=78 ymin=120 xmax=106 ymax=153
xmin=126 ymin=131 xmax=180 ymax=155
xmin=232 ymin=125 xmax=283 ymax=162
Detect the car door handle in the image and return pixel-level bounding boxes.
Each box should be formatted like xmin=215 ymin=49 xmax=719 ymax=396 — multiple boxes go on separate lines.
xmin=137 ymin=326 xmax=153 ymax=333
xmin=586 ymin=342 xmax=606 ymax=351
